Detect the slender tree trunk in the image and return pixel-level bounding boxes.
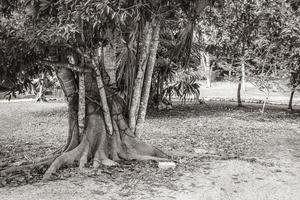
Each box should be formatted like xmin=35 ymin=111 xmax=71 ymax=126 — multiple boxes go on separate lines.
xmin=36 ymin=71 xmax=47 ymax=102
xmin=78 ymin=72 xmax=86 ymax=139
xmin=288 ymin=87 xmax=295 ymax=110
xmin=103 ymin=46 xmax=117 ymax=86
xmin=261 ymin=95 xmax=269 ymax=113
xmin=156 ymin=75 xmax=160 ymax=101
xmin=241 ymin=63 xmax=246 ymax=92
xmin=237 ymin=76 xmax=242 ymax=107
xmin=202 ymin=52 xmax=211 ymax=88
xmin=93 ymin=64 xmax=113 ymax=136
xmin=129 ymin=21 xmax=153 ymax=132
xmin=30 ymin=84 xmax=35 ymax=95
xmin=136 ymin=22 xmax=160 ymax=133
xmin=159 ymin=74 xmax=164 ymax=102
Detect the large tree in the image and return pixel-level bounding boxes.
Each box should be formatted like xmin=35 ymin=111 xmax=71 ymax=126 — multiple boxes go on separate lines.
xmin=0 ymin=0 xmax=220 ymax=180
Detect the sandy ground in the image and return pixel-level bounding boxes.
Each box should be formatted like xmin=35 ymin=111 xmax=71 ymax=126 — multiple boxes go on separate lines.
xmin=1 ymin=155 xmax=299 ymax=200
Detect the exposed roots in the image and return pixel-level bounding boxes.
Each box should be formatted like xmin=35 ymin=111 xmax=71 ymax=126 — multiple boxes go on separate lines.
xmin=0 ymin=155 xmax=58 ymax=177
xmin=42 ymin=136 xmax=168 ymax=181
xmin=42 ymin=101 xmax=169 ymax=181
xmin=43 ymin=142 xmax=84 ymax=180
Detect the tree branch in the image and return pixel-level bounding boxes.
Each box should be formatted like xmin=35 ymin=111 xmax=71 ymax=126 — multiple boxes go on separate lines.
xmin=41 ymin=60 xmax=92 ymax=73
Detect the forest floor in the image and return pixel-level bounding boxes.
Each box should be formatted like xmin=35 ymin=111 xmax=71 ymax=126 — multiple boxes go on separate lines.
xmin=0 ymin=101 xmax=300 ymax=200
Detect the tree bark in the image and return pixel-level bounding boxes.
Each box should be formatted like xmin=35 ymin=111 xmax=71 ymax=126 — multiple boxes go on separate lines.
xmin=78 ymin=72 xmax=86 ymax=138
xmin=158 ymin=73 xmax=164 ymax=104
xmin=289 ymin=70 xmax=300 ymax=110
xmin=288 ymin=87 xmax=295 ymax=110
xmin=137 ymin=22 xmax=161 ymax=127
xmin=241 ymin=62 xmax=246 ymax=92
xmin=93 ymin=65 xmax=114 ymax=136
xmin=103 ymin=46 xmax=117 ymax=86
xmin=56 ymin=68 xmax=79 ymax=152
xmin=261 ymin=95 xmax=268 ymax=113
xmin=36 ymin=71 xmax=47 ymax=102
xmin=129 ymin=21 xmax=153 ymax=132
xmin=202 ymin=52 xmax=211 ymax=88
xmin=237 ymin=76 xmax=242 ymax=107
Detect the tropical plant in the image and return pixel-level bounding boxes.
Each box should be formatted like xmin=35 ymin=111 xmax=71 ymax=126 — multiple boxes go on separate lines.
xmin=167 ymin=70 xmax=202 ymax=104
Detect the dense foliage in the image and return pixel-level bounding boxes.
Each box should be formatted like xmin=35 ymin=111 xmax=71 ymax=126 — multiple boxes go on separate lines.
xmin=0 ymin=0 xmax=299 ymax=101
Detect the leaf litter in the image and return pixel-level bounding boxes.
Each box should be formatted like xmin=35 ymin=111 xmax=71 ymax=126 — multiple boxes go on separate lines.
xmin=0 ymin=101 xmax=300 ymax=200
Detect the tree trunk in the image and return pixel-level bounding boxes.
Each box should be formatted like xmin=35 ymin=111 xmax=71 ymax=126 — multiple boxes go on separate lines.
xmin=36 ymin=71 xmax=47 ymax=102
xmin=261 ymin=95 xmax=269 ymax=113
xmin=30 ymin=84 xmax=36 ymax=95
xmin=241 ymin=63 xmax=246 ymax=92
xmin=158 ymin=73 xmax=164 ymax=103
xmin=237 ymin=76 xmax=242 ymax=107
xmin=129 ymin=21 xmax=153 ymax=132
xmin=78 ymin=72 xmax=86 ymax=138
xmin=288 ymin=87 xmax=295 ymax=110
xmin=202 ymin=52 xmax=211 ymax=88
xmin=137 ymin=22 xmax=161 ymax=128
xmin=43 ymin=44 xmax=168 ymax=180
xmin=92 ymin=63 xmax=114 ymax=136
xmin=56 ymin=68 xmax=79 ymax=152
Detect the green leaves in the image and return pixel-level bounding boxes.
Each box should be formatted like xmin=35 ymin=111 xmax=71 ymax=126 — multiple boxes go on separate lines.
xmin=164 ymin=70 xmax=201 ymax=103
xmin=172 ymin=22 xmax=194 ymax=68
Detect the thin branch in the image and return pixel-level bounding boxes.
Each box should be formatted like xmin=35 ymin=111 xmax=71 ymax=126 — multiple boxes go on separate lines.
xmin=86 ymin=95 xmax=101 ymax=107
xmin=41 ymin=60 xmax=91 ymax=73
xmin=74 ymin=48 xmax=93 ymax=63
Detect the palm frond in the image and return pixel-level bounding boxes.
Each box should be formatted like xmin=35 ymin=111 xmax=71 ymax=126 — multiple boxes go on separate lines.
xmin=164 ymin=70 xmax=201 ymax=103
xmin=172 ymin=22 xmax=194 ymax=68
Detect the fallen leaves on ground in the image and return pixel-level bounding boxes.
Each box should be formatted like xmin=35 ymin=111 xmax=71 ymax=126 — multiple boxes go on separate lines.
xmin=0 ymin=101 xmax=299 ymax=193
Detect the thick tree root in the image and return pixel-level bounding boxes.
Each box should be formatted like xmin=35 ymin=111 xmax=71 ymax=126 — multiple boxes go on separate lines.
xmin=43 ymin=112 xmax=117 ymax=180
xmin=43 ymin=138 xmax=85 ymax=180
xmin=0 ymin=155 xmax=58 ymax=177
xmin=64 ymin=130 xmax=79 ymax=152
